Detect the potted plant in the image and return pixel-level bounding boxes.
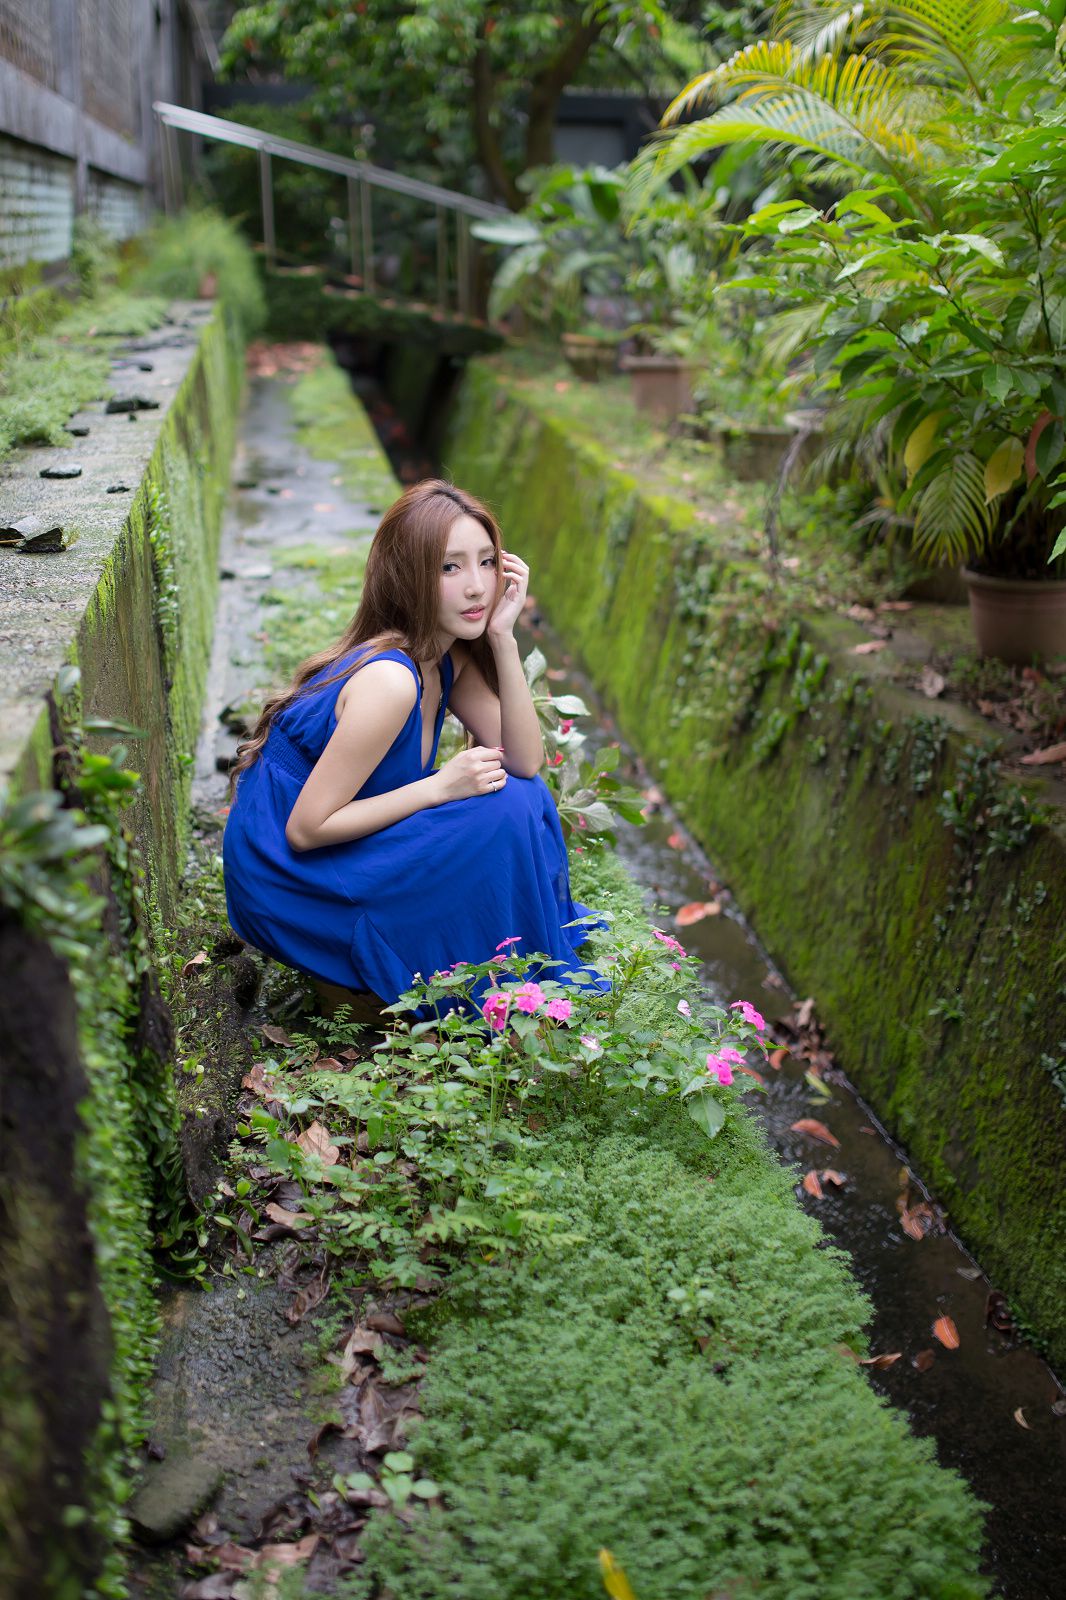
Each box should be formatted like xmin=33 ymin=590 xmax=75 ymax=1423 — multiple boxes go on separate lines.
xmin=474 ymin=165 xmax=636 ymax=378
xmin=622 ymin=239 xmax=703 ymax=423
xmin=628 ymin=2 xmax=1066 ymax=658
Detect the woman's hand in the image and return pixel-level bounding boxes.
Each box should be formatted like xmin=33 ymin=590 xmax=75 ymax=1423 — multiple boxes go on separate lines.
xmin=487 ymin=550 xmax=529 ymax=640
xmin=429 ymin=745 xmax=507 ymax=803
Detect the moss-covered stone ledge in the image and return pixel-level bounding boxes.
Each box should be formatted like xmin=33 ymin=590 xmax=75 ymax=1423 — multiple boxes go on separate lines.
xmin=1 ymin=298 xmax=242 ymax=908
xmin=443 ymin=360 xmax=1066 ymax=1368
xmin=0 ymin=296 xmax=245 ymax=1595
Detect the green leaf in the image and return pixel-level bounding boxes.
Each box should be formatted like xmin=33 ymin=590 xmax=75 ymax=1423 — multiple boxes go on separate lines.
xmin=383 ymin=1450 xmax=415 ymax=1473
xmin=1035 ymin=418 xmax=1064 ymax=482
xmin=948 ymin=233 xmax=1006 ymax=269
xmin=984 ymin=438 xmax=1025 ymax=501
xmin=904 ymin=413 xmax=943 ymax=478
xmin=983 ymin=366 xmax=1014 ymax=404
xmin=685 ymin=1091 xmax=726 ymax=1141
xmin=1050 ymin=529 xmax=1066 ymax=562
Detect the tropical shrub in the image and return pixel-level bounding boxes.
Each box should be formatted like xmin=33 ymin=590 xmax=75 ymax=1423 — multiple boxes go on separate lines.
xmin=630 ymin=0 xmax=1066 ymax=576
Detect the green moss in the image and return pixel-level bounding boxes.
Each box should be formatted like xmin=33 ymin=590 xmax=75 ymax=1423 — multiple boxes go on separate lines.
xmin=288 ymin=360 xmax=397 ymax=511
xmin=261 ymin=267 xmax=503 ymax=357
xmin=443 ymin=361 xmax=1066 ymax=1367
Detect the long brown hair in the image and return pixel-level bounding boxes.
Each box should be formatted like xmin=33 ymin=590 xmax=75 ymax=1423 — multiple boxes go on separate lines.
xmin=230 ymin=480 xmax=503 ymax=786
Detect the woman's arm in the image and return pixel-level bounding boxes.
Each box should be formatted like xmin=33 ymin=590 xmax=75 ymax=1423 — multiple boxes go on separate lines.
xmin=285 ymin=660 xmax=506 ymax=850
xmin=448 ymin=551 xmax=545 ymax=779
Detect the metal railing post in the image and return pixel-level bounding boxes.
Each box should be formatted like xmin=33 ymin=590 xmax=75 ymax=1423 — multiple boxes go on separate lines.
xmin=360 ymin=180 xmax=374 ymax=293
xmin=259 ymin=148 xmax=276 ymax=271
xmin=347 ymin=175 xmax=359 ymax=282
xmin=457 ymin=212 xmax=471 ymax=319
xmin=436 ymin=204 xmax=447 ymax=314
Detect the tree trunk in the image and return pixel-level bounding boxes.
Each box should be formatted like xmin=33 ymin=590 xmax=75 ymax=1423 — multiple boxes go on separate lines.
xmin=524 ymin=19 xmax=603 ymax=172
xmin=472 ymin=39 xmax=523 ymax=210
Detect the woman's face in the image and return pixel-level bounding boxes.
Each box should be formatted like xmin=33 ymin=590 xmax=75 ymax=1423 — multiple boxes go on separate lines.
xmin=437 ymin=513 xmax=499 ymax=641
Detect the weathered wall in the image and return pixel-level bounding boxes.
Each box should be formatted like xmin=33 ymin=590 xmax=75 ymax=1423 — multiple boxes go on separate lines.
xmin=0 ymin=296 xmax=244 ymax=1594
xmin=444 ymin=361 xmax=1066 ymax=1367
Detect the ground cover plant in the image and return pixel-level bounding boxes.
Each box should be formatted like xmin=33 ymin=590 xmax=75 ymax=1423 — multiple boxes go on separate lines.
xmin=183 ymin=849 xmax=987 ymax=1600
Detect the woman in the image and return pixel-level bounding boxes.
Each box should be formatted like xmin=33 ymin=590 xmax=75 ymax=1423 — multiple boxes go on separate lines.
xmin=223 ymin=479 xmax=599 ymax=1010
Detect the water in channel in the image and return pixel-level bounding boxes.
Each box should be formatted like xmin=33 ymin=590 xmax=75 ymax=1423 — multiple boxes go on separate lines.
xmin=520 ymin=613 xmax=1065 ymax=1600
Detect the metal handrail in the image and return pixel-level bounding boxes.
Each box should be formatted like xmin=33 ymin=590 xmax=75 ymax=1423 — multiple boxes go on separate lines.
xmin=152 ymin=102 xmax=506 ymax=221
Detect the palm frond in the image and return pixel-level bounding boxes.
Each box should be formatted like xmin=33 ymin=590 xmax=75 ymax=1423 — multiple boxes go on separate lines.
xmin=911 ymin=451 xmax=994 ymax=565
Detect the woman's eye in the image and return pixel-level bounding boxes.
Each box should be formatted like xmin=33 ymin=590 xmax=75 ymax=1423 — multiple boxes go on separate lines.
xmin=442 ymin=562 xmax=458 ymax=573
xmin=482 ymin=556 xmax=498 ymax=567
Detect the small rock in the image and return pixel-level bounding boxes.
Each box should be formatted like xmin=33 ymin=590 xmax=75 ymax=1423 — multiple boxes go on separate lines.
xmin=106 ymin=484 xmax=131 ymax=494
xmin=128 ymin=412 xmax=137 ymax=422
xmin=106 ymin=394 xmax=160 ymax=414
xmin=21 ymin=523 xmax=76 ymax=553
xmin=66 ymin=425 xmax=90 ymax=437
xmin=128 ymin=1447 xmax=222 ymax=1544
xmin=138 ymin=362 xmax=154 ymax=372
xmin=236 ymin=478 xmax=258 ymax=490
xmin=1 ymin=515 xmax=59 ymax=546
xmin=39 ymin=464 xmax=83 ymax=479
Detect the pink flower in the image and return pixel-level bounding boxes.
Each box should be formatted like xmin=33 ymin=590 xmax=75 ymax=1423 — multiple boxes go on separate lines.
xmin=482 ymin=993 xmax=509 ymax=1032
xmin=677 ymin=1000 xmax=691 ymax=1018
xmin=580 ymin=1034 xmax=601 ymax=1053
xmin=670 ymin=961 xmax=680 ymax=971
xmin=577 ymin=814 xmax=587 ymax=827
xmin=653 ymin=929 xmax=687 ymax=958
xmin=545 ymin=997 xmax=573 ymax=1022
xmin=718 ymin=1046 xmax=744 ymax=1065
xmin=495 ymin=936 xmax=521 ymax=951
xmin=512 ymin=981 xmax=546 ymax=1014
xmin=560 ymin=720 xmax=573 ymax=734
xmin=552 ymin=752 xmax=564 ymax=766
xmin=731 ymin=1000 xmax=766 ymax=1033
xmin=706 ymin=1051 xmax=735 ymax=1086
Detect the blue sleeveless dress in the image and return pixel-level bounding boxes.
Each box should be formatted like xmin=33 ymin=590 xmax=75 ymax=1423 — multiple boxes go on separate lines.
xmin=223 ymin=647 xmax=600 ymax=1005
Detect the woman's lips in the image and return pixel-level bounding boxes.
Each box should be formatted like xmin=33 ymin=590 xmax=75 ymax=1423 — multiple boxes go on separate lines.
xmin=461 ymin=606 xmax=485 ymax=620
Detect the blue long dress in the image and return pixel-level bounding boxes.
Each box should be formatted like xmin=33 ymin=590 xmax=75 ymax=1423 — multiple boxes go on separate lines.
xmin=223 ymin=647 xmax=600 ymax=1004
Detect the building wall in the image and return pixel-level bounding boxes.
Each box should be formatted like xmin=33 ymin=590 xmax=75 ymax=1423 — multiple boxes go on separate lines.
xmin=0 ymin=0 xmax=207 ymax=267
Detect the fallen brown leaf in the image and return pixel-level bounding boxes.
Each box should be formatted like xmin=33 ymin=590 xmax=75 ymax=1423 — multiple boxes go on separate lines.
xmin=985 ymin=1290 xmax=1014 ymax=1333
xmin=366 ymin=1310 xmax=406 ymax=1337
xmin=845 ymin=603 xmax=877 ymax=623
xmin=919 ymin=666 xmax=946 ymax=699
xmin=1013 ymin=1407 xmax=1030 ymax=1430
xmin=900 ymin=1209 xmax=927 ymax=1241
xmin=821 ymin=1169 xmax=846 ymax=1188
xmin=878 ymin=600 xmax=914 ymax=613
xmin=264 ymin=1202 xmax=312 ymax=1229
xmin=1020 ymin=740 xmax=1066 ymax=765
xmin=675 ymin=900 xmax=721 ymax=926
xmin=241 ymin=1063 xmax=272 ymax=1098
xmin=256 ymin=1534 xmax=319 ymax=1569
xmin=851 ymin=640 xmax=887 ymax=655
xmin=297 ymin=1121 xmax=341 ymax=1166
xmin=801 ymin=1170 xmax=824 ymax=1198
xmin=860 ymin=1351 xmax=902 ymax=1369
xmin=790 ymin=1118 xmax=840 ymax=1148
xmin=261 ymin=1023 xmax=294 ymax=1047
xmin=769 ymin=1047 xmax=789 ymax=1070
xmin=795 ymin=996 xmax=816 ymax=1030
xmin=286 ymin=1272 xmax=330 ymax=1325
xmin=933 ymin=1315 xmax=960 ymax=1349
xmin=912 ymin=1348 xmax=936 ymax=1372
xmin=182 ymin=951 xmax=209 ymax=978
xmin=666 ymin=832 xmax=685 ymax=850
xmin=734 ymin=1062 xmax=766 ymax=1086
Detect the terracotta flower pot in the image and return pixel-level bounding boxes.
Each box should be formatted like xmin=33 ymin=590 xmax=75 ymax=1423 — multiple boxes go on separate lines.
xmin=621 ymin=354 xmax=695 ymax=424
xmin=962 ymin=568 xmax=1066 ymax=662
xmin=561 ymin=333 xmax=618 ymax=383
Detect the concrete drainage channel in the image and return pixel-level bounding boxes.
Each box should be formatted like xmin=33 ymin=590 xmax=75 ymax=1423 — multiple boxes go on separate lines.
xmin=520 ymin=613 xmax=1066 ymax=1600
xmin=132 ymin=353 xmax=1064 ymax=1597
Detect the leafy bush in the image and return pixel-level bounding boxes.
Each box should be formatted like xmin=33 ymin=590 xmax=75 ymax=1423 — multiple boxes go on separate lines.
xmin=132 ymin=207 xmax=265 ymax=334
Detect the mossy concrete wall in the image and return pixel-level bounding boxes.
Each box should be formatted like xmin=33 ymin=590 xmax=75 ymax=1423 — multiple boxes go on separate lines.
xmin=443 ymin=361 xmax=1066 ymax=1367
xmin=0 ymin=297 xmax=245 ymax=1593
